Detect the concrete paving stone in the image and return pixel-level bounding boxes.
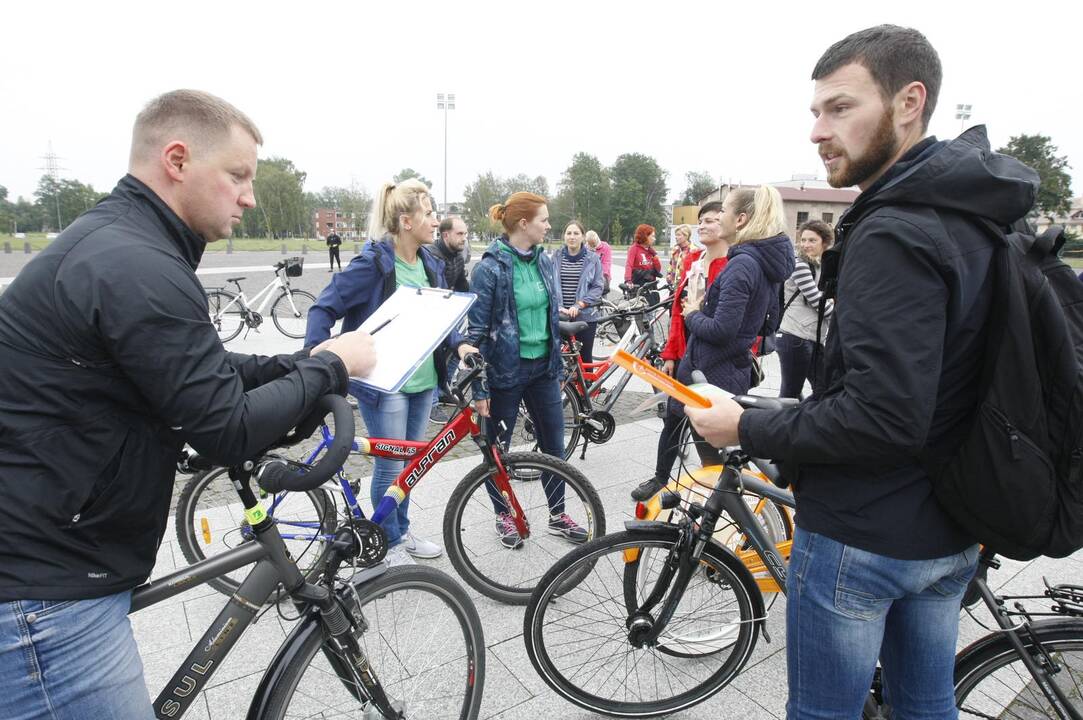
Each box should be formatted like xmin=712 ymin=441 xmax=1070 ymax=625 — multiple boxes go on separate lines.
xmin=131 ymin=599 xmax=194 ymax=657
xmin=478 ymin=641 xmax=537 ymax=719
xmin=201 ymin=670 xmax=265 ymax=719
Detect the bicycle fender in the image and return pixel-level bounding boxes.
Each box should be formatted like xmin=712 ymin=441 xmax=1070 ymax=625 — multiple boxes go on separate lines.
xmin=246 ymin=566 xmax=389 ymax=720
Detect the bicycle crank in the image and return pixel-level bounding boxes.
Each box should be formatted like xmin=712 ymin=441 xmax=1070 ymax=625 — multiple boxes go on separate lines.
xmin=582 ymin=411 xmax=615 ymax=443
xmin=245 ymin=311 xmax=264 ymax=329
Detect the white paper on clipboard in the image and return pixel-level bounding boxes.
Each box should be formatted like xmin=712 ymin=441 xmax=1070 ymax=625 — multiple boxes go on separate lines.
xmin=353 ymin=286 xmax=476 ymax=393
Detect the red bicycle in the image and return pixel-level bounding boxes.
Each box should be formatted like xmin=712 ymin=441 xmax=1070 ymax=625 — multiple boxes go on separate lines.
xmin=176 ymin=355 xmax=606 ymax=606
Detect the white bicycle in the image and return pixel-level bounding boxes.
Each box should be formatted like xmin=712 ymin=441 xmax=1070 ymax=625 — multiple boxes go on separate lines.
xmin=206 ymin=257 xmax=316 ymax=342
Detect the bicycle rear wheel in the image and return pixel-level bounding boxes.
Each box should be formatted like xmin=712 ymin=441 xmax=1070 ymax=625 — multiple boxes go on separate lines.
xmin=443 ymin=451 xmax=605 ymax=605
xmin=271 ymin=289 xmax=316 ymax=339
xmin=261 ymin=565 xmax=485 ymax=720
xmin=954 ymin=619 xmax=1083 ymax=717
xmin=524 ymin=526 xmax=760 ymax=717
xmin=513 ymin=383 xmax=583 ymax=461
xmin=174 ymin=466 xmax=336 ymax=596
xmin=207 ymin=289 xmax=245 ymax=342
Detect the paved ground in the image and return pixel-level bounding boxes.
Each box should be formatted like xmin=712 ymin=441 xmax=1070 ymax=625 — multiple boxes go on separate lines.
xmin=5 ymin=250 xmax=1081 ymax=717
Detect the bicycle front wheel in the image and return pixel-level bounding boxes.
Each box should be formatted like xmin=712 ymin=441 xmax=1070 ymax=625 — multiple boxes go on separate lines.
xmin=207 ymin=289 xmax=245 ymax=342
xmin=271 ymin=289 xmax=316 ymax=339
xmin=954 ymin=619 xmax=1083 ymax=717
xmin=261 ymin=565 xmax=485 ymax=720
xmin=443 ymin=451 xmax=605 ymax=605
xmin=174 ymin=466 xmax=336 ymax=596
xmin=524 ymin=526 xmax=760 ymax=717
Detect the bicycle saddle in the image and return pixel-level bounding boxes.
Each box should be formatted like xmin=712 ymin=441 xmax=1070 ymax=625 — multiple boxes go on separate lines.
xmin=226 ymin=276 xmax=246 ymax=283
xmin=559 ymin=320 xmax=589 ymax=338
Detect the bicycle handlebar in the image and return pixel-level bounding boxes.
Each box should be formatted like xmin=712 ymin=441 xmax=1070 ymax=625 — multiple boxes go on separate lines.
xmin=257 ymin=395 xmax=355 ymax=493
xmin=594 ymin=294 xmax=673 ymax=325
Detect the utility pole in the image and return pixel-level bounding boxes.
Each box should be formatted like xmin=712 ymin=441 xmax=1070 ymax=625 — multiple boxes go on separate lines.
xmin=436 ymin=93 xmax=456 ymax=212
xmin=39 ymin=141 xmax=66 ymax=232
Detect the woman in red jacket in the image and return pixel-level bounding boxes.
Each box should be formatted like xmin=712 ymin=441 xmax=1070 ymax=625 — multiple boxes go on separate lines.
xmin=624 ymin=224 xmax=662 ymax=286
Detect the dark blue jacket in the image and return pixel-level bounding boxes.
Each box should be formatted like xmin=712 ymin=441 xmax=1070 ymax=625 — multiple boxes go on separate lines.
xmin=677 ymin=234 xmax=795 ymax=395
xmin=305 ymin=238 xmax=464 ymax=402
xmin=465 ymin=238 xmax=562 ymax=397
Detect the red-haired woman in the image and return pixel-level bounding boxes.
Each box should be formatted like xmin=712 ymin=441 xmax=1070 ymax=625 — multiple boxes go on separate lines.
xmin=464 ymin=192 xmax=588 ymax=549
xmin=624 ymin=224 xmax=663 ymax=286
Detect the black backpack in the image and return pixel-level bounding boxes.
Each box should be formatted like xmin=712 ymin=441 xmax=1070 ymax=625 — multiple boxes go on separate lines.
xmin=926 ymin=222 xmax=1083 ymax=560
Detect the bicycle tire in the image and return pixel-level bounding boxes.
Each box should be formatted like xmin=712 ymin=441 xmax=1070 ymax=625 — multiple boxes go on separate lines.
xmin=443 ymin=451 xmax=605 ymax=605
xmin=174 ymin=466 xmax=336 ymax=596
xmin=953 ymin=619 xmax=1083 ymax=718
xmin=271 ymin=289 xmax=316 ymax=339
xmin=596 ymin=300 xmax=623 ymax=345
xmin=514 ymin=382 xmax=584 ymax=461
xmin=207 ymin=289 xmax=245 ymax=343
xmin=259 ymin=565 xmax=485 ymax=720
xmin=524 ymin=526 xmax=760 ymax=717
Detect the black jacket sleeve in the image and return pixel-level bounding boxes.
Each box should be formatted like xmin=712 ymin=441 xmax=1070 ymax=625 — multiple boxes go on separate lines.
xmin=738 ymin=216 xmax=947 ymax=464
xmin=88 ymin=251 xmax=349 ymax=466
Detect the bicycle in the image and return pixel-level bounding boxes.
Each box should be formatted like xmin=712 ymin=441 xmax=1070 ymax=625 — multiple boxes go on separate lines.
xmin=146 ymin=394 xmax=485 ymax=719
xmin=206 ymin=256 xmax=316 ymax=342
xmin=515 ymin=295 xmax=673 ymax=461
xmin=175 ymin=355 xmax=606 ymax=606
xmin=524 ymin=390 xmax=1083 ymax=718
xmin=595 ymin=280 xmax=672 ymax=348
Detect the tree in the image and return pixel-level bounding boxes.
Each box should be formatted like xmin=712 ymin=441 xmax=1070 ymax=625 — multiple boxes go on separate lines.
xmin=551 ymin=153 xmax=611 ymax=239
xmin=996 ymin=134 xmax=1073 ymax=221
xmin=33 ymin=176 xmax=105 ymax=232
xmin=609 ymin=153 xmax=669 ymax=244
xmin=244 ymin=157 xmax=308 ymax=238
xmin=306 ymin=184 xmax=373 ymax=239
xmin=0 ymin=186 xmax=11 ymax=233
xmin=393 ymin=168 xmax=433 ymax=189
xmin=680 ymin=171 xmax=717 ymax=206
xmin=461 ymin=172 xmax=505 ymax=239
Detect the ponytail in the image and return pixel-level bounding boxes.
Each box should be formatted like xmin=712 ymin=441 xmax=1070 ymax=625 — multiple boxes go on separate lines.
xmin=368 ymin=178 xmax=430 ymax=239
xmin=732 ymin=185 xmax=788 ymax=245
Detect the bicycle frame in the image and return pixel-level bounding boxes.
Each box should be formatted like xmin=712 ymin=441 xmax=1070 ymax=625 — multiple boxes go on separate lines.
xmin=130 ymin=495 xmax=388 ymax=719
xmin=226 ymin=273 xmax=289 ymax=315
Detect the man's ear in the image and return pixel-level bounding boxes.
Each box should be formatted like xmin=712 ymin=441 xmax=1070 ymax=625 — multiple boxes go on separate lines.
xmin=161 ymin=141 xmax=190 ymax=182
xmin=895 ymin=81 xmax=927 ymax=129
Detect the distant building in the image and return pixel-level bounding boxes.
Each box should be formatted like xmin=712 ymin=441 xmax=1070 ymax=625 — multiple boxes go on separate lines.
xmin=698 ymin=179 xmax=859 ymax=235
xmin=313 ymin=208 xmax=362 ymax=241
xmin=1034 ymin=196 xmax=1083 ymax=236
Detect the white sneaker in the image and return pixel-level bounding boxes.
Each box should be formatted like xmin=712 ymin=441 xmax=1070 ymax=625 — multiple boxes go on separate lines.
xmin=384 ymin=544 xmax=416 ymax=567
xmin=402 ymin=532 xmax=443 ymax=559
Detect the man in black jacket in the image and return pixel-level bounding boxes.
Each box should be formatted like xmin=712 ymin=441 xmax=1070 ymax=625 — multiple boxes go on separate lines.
xmin=688 ymin=26 xmax=1038 ymax=718
xmin=433 ymin=216 xmax=470 ymax=292
xmin=326 ymin=228 xmax=342 ymax=271
xmin=0 ymin=90 xmax=376 ymax=718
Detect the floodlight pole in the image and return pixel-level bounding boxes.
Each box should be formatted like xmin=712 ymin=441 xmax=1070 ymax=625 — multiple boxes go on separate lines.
xmin=436 ymin=92 xmax=456 ymax=211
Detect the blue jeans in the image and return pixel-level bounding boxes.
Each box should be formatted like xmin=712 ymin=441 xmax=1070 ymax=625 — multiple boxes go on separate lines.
xmin=785 ymin=528 xmax=980 ymax=719
xmin=0 ymin=591 xmax=154 ymax=720
xmin=485 ymin=357 xmax=566 ymax=514
xmin=356 ymin=387 xmax=434 ymax=546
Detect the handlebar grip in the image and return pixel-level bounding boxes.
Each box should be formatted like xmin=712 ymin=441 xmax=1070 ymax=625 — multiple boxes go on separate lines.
xmin=256 ymin=395 xmax=354 ymax=494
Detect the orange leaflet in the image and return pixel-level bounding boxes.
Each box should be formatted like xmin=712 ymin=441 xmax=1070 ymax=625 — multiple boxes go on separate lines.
xmin=611 ymin=349 xmax=713 ymax=409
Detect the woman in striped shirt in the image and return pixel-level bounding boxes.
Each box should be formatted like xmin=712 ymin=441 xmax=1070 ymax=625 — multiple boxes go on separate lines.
xmin=777 ymin=219 xmax=835 ymax=399
xmin=552 ymin=220 xmax=605 ymax=362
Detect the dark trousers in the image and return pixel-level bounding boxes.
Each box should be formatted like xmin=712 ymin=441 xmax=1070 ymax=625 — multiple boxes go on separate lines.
xmin=653 ymin=403 xmax=723 ymax=484
xmin=777 ymin=332 xmax=818 ymax=400
xmin=576 ymin=321 xmax=597 ymax=364
xmin=485 ymin=357 xmax=566 ymax=515
xmin=328 ymin=245 xmax=341 ymax=270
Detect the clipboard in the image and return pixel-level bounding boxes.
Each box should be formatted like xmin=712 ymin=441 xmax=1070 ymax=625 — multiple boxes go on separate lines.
xmin=610 ymin=349 xmax=718 ymax=409
xmin=354 ymin=286 xmax=476 ymax=393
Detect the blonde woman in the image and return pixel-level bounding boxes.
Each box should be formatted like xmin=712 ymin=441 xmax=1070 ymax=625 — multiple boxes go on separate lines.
xmin=667 ymin=224 xmax=693 ymax=286
xmin=632 ymin=185 xmax=795 ymax=499
xmin=306 ymin=179 xmax=477 ymax=566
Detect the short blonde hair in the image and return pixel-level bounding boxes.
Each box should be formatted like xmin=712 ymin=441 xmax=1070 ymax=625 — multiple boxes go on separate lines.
xmin=675 ymin=224 xmax=693 ymax=241
xmin=130 ymin=89 xmax=262 ymax=166
xmin=728 ymin=186 xmax=788 ymax=245
xmin=370 ymin=179 xmax=431 ymax=238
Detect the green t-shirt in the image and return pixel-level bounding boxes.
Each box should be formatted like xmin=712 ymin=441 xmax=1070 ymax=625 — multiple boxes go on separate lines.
xmin=394 ymin=254 xmax=438 ymax=394
xmin=499 ymin=243 xmax=551 ymax=359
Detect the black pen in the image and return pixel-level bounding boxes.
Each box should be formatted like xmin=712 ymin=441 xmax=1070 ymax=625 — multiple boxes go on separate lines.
xmin=368 ymin=314 xmax=398 ymax=335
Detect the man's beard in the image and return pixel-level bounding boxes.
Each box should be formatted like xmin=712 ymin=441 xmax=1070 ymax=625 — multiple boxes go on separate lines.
xmin=826 ymin=107 xmax=899 ymax=188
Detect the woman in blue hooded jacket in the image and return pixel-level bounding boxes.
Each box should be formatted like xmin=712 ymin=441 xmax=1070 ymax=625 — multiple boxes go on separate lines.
xmin=305 ymin=179 xmax=477 ymax=566
xmin=465 ymin=192 xmax=588 ymax=550
xmin=632 ymin=185 xmax=795 ymax=500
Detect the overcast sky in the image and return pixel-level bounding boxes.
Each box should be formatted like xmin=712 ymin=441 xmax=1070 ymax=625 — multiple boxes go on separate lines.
xmin=2 ymin=0 xmax=1080 ymax=207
